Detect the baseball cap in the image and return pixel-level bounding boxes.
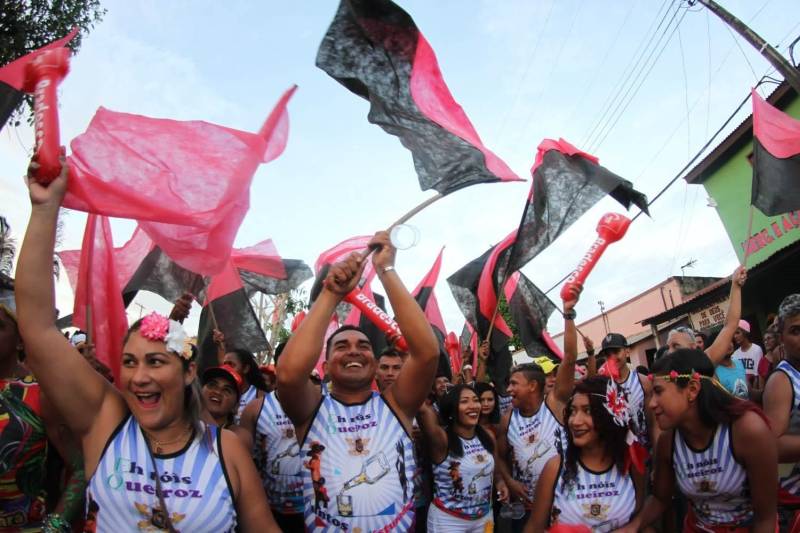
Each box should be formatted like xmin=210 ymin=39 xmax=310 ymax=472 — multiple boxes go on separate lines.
xmin=600 ymin=333 xmax=628 ymax=353
xmin=532 ymin=355 xmax=559 ymax=375
xmin=202 ymin=365 xmax=244 ymax=396
xmin=737 ymin=320 xmax=751 ymax=334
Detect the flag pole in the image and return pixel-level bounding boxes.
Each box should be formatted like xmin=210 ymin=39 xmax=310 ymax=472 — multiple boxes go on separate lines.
xmin=360 ymin=193 xmax=445 ymax=260
xmin=85 ymin=302 xmax=93 ymax=345
xmin=743 ymin=204 xmax=755 ymax=268
xmin=208 ymin=301 xmax=226 ymax=351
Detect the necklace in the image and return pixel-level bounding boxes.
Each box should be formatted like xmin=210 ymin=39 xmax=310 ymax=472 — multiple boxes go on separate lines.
xmin=143 ymin=425 xmax=193 ymax=454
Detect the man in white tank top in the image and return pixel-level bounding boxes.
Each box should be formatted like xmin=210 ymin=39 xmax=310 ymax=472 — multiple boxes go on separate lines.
xmin=276 ymin=232 xmax=440 ymax=533
xmin=496 ymin=293 xmax=581 ymax=532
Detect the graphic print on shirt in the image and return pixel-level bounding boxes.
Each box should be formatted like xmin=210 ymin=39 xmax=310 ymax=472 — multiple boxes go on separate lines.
xmin=673 ymin=424 xmax=752 ymax=526
xmin=551 ymin=461 xmax=636 ymax=532
xmin=619 ymin=369 xmax=648 ymax=449
xmin=507 ymin=405 xmax=564 ymax=496
xmin=432 ymin=436 xmax=494 ymax=519
xmin=300 ymin=392 xmax=416 ymax=532
xmin=235 ymin=385 xmax=257 ymax=424
xmin=255 ymin=392 xmax=303 ymax=514
xmin=86 ymin=416 xmax=237 ymax=532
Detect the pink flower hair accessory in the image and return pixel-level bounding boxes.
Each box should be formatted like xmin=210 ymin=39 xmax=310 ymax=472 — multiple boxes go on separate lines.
xmin=140 ymin=312 xmax=169 ymax=341
xmin=139 ymin=312 xmax=190 ymax=360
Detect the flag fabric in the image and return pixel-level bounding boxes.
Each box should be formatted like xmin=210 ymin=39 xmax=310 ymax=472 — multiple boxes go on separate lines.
xmin=447 ymin=245 xmax=515 ymax=388
xmin=316 ymin=0 xmax=521 ymax=194
xmin=459 ymin=321 xmax=478 ymax=370
xmin=71 ymin=214 xmax=128 ymax=384
xmin=411 ymin=247 xmax=452 ymax=378
xmin=195 ymin=240 xmax=312 ymax=373
xmin=445 ymin=331 xmax=462 ymax=375
xmin=498 ymin=138 xmax=648 ymax=283
xmin=62 ymin=85 xmax=297 ymax=276
xmin=751 ymin=89 xmax=800 ymax=216
xmin=503 ymin=271 xmax=560 ymax=359
xmin=309 ymin=235 xmax=376 ymax=303
xmin=0 ymin=28 xmax=78 ymax=131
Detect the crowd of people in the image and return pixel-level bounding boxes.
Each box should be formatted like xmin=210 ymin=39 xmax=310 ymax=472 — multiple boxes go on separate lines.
xmin=0 ymin=160 xmax=797 ymax=533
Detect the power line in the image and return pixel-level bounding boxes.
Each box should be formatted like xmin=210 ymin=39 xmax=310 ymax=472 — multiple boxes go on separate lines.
xmin=543 ymin=81 xmax=758 ymax=297
xmin=580 ymin=0 xmax=675 ymax=148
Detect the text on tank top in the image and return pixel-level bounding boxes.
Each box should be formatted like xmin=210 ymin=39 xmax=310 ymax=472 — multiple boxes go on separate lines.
xmin=86 ymin=416 xmax=237 ymax=532
xmin=619 ymin=369 xmax=648 ymax=448
xmin=255 ymin=392 xmax=303 ymax=514
xmin=235 ymin=385 xmax=257 ymax=424
xmin=551 ymin=459 xmax=636 ymax=532
xmin=300 ymin=392 xmax=416 ymax=532
xmin=673 ymin=423 xmax=752 ymax=527
xmin=0 ymin=377 xmax=47 ymax=530
xmin=775 ymin=360 xmax=800 ymax=496
xmin=432 ymin=435 xmax=494 ymax=520
xmin=507 ymin=402 xmax=566 ymax=496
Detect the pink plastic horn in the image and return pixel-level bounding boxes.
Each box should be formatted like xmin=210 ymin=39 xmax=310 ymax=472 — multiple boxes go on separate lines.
xmin=560 ymin=213 xmax=631 ymax=301
xmin=343 ymin=288 xmax=409 ymax=352
xmin=23 ymin=47 xmax=70 ymax=184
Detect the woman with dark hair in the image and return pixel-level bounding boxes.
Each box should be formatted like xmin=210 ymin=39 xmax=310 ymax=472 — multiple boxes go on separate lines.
xmin=418 ymin=384 xmax=509 ymax=532
xmin=200 ymin=365 xmax=243 ymax=429
xmin=622 ymin=349 xmax=777 ymax=532
xmin=219 ymin=344 xmax=268 ymax=422
xmin=524 ymin=376 xmax=644 ymax=532
xmin=16 ymin=160 xmax=277 ymax=531
xmin=474 ymin=381 xmax=500 ymax=435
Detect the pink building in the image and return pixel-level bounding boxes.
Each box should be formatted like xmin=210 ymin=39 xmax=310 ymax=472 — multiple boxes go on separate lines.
xmin=548 ymin=276 xmax=720 ymax=368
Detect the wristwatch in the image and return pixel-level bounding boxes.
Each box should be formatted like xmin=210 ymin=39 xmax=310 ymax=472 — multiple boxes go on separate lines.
xmin=563 ymin=309 xmax=577 ymax=320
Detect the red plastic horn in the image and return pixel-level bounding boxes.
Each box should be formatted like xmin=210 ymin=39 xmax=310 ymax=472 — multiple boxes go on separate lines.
xmin=560 ymin=213 xmax=631 ymax=301
xmin=23 ymin=47 xmax=70 ymax=184
xmin=343 ymin=289 xmax=409 ymax=352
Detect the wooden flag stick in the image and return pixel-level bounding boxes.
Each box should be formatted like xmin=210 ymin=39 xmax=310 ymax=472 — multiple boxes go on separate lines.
xmin=208 ymin=300 xmax=225 ymax=352
xmin=743 ymin=204 xmax=755 ymax=268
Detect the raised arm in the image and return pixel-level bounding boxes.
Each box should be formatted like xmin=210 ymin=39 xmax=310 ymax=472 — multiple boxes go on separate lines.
xmin=763 ymin=371 xmax=800 ymax=462
xmin=416 ymin=402 xmax=448 ymax=463
xmin=475 ymin=341 xmax=489 ymax=382
xmin=15 ymin=158 xmax=125 ymax=442
xmin=551 ymin=287 xmax=580 ymax=412
xmin=372 ymin=232 xmax=439 ymax=420
xmin=706 ymin=267 xmax=746 ymax=366
xmin=583 ymin=336 xmax=597 ymax=377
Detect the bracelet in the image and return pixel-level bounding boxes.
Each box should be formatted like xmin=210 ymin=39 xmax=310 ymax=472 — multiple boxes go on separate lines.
xmin=380 ymin=265 xmax=395 ymax=275
xmin=563 ymin=309 xmax=577 ymax=320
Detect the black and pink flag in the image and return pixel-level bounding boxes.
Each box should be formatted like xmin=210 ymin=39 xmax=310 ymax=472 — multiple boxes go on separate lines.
xmin=411 ymin=247 xmax=452 ymax=378
xmin=503 ymin=272 xmax=561 ymax=359
xmin=316 ymin=0 xmax=522 ymax=194
xmin=459 ymin=321 xmax=478 ymax=370
xmin=751 ymin=89 xmax=800 ymax=216
xmin=62 ymin=85 xmax=297 ymax=276
xmin=0 ymin=28 xmax=78 ymax=131
xmin=496 ymin=138 xmax=648 ymax=284
xmin=447 ymin=242 xmax=516 ymax=387
xmin=309 ymin=235 xmax=377 ymax=304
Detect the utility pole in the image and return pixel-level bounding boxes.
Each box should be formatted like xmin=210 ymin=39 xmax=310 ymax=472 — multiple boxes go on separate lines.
xmin=692 ymin=0 xmax=800 ymax=94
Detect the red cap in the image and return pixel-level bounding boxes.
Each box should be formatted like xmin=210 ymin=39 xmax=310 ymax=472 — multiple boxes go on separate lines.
xmin=202 ymin=364 xmax=245 ymax=394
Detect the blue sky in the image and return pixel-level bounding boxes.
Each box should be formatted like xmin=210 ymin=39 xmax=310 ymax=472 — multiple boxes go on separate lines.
xmin=1 ymin=0 xmax=799 ymax=345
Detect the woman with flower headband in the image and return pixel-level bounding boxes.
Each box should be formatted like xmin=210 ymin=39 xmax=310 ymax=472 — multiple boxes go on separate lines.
xmin=15 ymin=160 xmax=277 ymax=531
xmin=523 ymin=376 xmax=645 ymax=532
xmin=418 ymin=383 xmax=509 ymax=532
xmin=620 ymin=348 xmax=777 ymax=532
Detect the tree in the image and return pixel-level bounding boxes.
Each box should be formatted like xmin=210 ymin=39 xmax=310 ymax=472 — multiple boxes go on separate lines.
xmin=0 ymin=216 xmax=15 ymax=277
xmin=497 ymin=293 xmax=522 ymax=352
xmin=1 ymin=0 xmax=106 ymax=126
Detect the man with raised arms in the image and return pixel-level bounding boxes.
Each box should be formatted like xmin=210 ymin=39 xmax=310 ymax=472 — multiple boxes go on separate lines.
xmin=277 ymin=232 xmax=439 ymax=532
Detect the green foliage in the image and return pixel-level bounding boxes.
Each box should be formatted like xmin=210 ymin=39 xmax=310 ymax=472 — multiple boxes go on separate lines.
xmin=0 ymin=0 xmax=106 ymax=125
xmin=497 ymin=292 xmax=522 ymax=351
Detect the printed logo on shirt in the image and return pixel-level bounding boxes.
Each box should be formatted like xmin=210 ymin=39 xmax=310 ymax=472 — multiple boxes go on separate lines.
xmin=105 ymin=459 xmax=203 ymax=499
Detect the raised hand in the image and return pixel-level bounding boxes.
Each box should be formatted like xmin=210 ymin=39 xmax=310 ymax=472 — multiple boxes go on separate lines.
xmin=26 ymin=149 xmax=68 ymax=209
xmin=368 ymin=231 xmax=396 ymax=274
xmin=323 ymin=252 xmax=366 ymax=296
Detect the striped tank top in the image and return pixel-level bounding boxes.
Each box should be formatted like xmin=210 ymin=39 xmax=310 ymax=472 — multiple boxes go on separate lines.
xmin=618 ymin=369 xmax=648 ymax=449
xmin=235 ymin=384 xmax=258 ymax=424
xmin=432 ymin=436 xmax=494 ymax=520
xmin=507 ymin=402 xmax=566 ymax=497
xmin=86 ymin=416 xmax=237 ymax=532
xmin=774 ymin=360 xmax=800 ymax=496
xmin=673 ymin=424 xmax=752 ymax=527
xmin=300 ymin=392 xmax=416 ymax=532
xmin=254 ymin=392 xmax=303 ymax=514
xmin=551 ymin=459 xmax=636 ymax=532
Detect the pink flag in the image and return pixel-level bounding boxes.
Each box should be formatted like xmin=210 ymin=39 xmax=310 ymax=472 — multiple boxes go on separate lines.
xmin=63 ymin=85 xmax=297 ymax=276
xmin=71 ymin=214 xmax=128 ymax=383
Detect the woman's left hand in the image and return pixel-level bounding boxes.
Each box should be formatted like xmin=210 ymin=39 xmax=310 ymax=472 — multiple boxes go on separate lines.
xmin=496 ymin=478 xmax=510 ymax=503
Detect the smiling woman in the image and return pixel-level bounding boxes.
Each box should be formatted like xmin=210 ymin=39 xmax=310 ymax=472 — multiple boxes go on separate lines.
xmin=14 ymin=160 xmax=279 ymax=532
